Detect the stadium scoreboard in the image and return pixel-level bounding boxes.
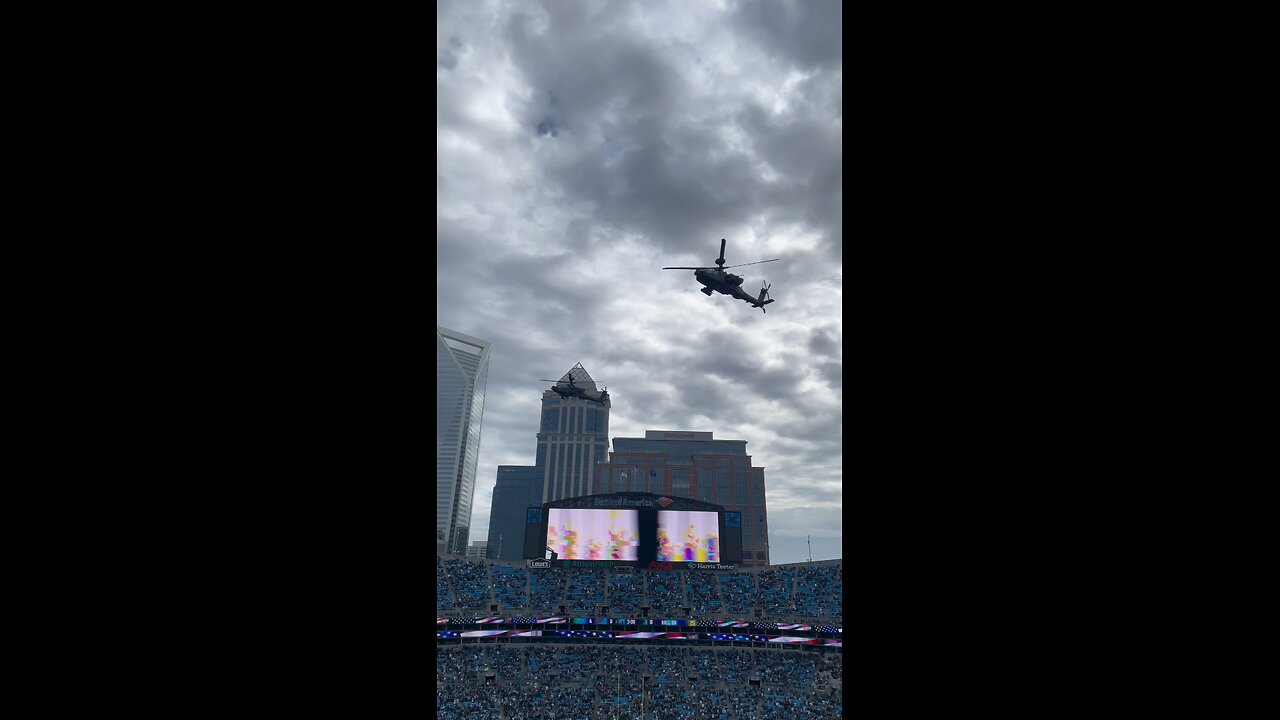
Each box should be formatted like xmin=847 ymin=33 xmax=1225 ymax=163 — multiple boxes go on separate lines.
xmin=523 ymin=492 xmax=743 ymax=568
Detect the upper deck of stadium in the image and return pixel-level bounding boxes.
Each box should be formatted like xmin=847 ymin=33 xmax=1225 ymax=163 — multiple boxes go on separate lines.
xmin=436 ymin=554 xmax=843 ymax=623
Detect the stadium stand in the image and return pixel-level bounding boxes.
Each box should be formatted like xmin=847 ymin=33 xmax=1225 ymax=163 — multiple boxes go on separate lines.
xmin=528 ymin=568 xmax=568 ymax=613
xmin=443 ymin=557 xmax=491 ymax=611
xmin=793 ymin=564 xmax=839 ymax=618
xmin=437 ymin=556 xmax=453 ymax=610
xmin=606 ymin=571 xmax=642 ymax=615
xmin=756 ymin=566 xmax=797 ymax=617
xmin=682 ymin=571 xmax=724 ymax=616
xmin=643 ymin=570 xmax=685 ymax=615
xmin=718 ymin=570 xmax=757 ymax=615
xmin=491 ymin=564 xmax=528 ymax=611
xmin=436 ymin=556 xmax=843 ymax=720
xmin=436 ymin=644 xmax=842 ymax=720
xmin=566 ymin=570 xmax=608 ymax=614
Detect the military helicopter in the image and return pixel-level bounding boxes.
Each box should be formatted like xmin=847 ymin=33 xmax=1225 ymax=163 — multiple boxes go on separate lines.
xmin=537 ymin=375 xmax=610 ymax=404
xmin=663 ymin=238 xmax=779 ymax=312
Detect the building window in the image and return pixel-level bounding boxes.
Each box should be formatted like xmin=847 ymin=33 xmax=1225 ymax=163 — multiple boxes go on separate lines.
xmin=696 ymin=470 xmax=713 ymax=501
xmin=671 ymin=469 xmax=689 ymax=499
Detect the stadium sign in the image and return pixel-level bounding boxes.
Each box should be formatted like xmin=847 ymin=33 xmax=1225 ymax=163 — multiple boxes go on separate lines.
xmin=688 ymin=562 xmax=738 ymax=570
xmin=526 ymin=559 xmax=551 ymax=569
xmin=557 ymin=559 xmax=618 ymax=568
xmin=592 ymin=496 xmax=659 ymax=507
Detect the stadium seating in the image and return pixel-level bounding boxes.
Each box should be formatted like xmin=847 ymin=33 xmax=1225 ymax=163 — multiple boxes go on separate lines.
xmin=757 ymin=567 xmax=797 ymax=617
xmin=566 ymin=570 xmax=607 ymax=614
xmin=682 ymin=571 xmax=724 ymax=616
xmin=643 ymin=570 xmax=685 ymax=614
xmin=434 ymin=556 xmax=843 ymax=622
xmin=442 ymin=558 xmax=491 ymax=610
xmin=717 ymin=571 xmax=758 ymax=615
xmin=435 ymin=644 xmax=842 ymax=720
xmin=490 ymin=565 xmax=528 ymax=611
xmin=606 ymin=572 xmax=642 ymax=615
xmin=793 ymin=564 xmax=839 ymax=618
xmin=436 ymin=557 xmax=452 ymax=610
xmin=527 ymin=568 xmax=567 ymax=612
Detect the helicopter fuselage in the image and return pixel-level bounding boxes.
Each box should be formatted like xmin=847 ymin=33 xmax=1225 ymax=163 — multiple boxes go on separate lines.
xmin=551 ymin=386 xmax=608 ymax=404
xmin=694 ymin=269 xmax=767 ymax=306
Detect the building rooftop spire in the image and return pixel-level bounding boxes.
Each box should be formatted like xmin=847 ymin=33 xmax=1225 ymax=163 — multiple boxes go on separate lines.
xmin=556 ymin=362 xmax=599 ymax=392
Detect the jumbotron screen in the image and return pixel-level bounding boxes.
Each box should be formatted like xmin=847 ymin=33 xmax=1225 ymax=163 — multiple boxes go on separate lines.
xmin=657 ymin=510 xmax=720 ymax=562
xmin=546 ymin=508 xmax=640 ymax=561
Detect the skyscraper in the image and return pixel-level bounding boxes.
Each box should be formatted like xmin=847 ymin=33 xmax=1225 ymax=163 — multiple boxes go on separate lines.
xmin=595 ymin=430 xmax=772 ymax=566
xmin=485 ymin=465 xmax=538 ymax=562
xmin=536 ymin=363 xmax=611 ymax=503
xmin=437 ymin=326 xmax=490 ymax=556
xmin=485 ymin=363 xmax=610 ymax=560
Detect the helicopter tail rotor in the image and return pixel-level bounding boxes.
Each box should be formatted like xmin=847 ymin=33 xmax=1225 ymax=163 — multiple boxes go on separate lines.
xmin=757 ymin=282 xmax=773 ymax=313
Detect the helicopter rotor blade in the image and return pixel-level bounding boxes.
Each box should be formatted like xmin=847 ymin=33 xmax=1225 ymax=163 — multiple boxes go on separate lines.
xmin=662 ymin=266 xmax=715 ymax=270
xmin=721 ymin=258 xmax=780 ymax=269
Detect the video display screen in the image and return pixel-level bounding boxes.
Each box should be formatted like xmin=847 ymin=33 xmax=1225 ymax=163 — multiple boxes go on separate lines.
xmin=546 ymin=508 xmax=640 ymax=560
xmin=656 ymin=510 xmax=720 ymax=562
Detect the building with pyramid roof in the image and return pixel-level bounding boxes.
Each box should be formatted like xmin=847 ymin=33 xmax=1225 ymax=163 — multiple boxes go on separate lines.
xmin=485 ymin=362 xmax=611 ymax=561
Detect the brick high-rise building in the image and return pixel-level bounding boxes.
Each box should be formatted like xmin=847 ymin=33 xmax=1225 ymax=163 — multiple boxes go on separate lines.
xmin=594 ymin=430 xmax=771 ymax=566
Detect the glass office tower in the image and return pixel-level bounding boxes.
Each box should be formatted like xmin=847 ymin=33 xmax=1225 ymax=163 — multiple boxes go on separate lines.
xmin=437 ymin=326 xmax=490 ymax=555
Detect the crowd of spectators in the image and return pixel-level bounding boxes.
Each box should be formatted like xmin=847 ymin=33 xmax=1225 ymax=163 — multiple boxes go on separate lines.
xmin=528 ymin=645 xmax=601 ymax=683
xmin=682 ymin=572 xmax=724 ymax=616
xmin=757 ymin=689 xmax=842 ymax=720
xmin=435 ymin=644 xmax=841 ymax=720
xmin=720 ymin=647 xmax=755 ymax=685
xmin=606 ymin=572 xmax=641 ymax=614
xmin=443 ymin=558 xmax=491 ymax=609
xmin=643 ymin=570 xmax=684 ymax=614
xmin=756 ymin=567 xmax=796 ymax=616
xmin=437 ymin=557 xmax=453 ymax=609
xmin=437 ymin=678 xmax=599 ymax=720
xmin=686 ymin=648 xmax=721 ymax=681
xmin=436 ymin=645 xmax=524 ymax=685
xmin=717 ymin=572 xmax=757 ymax=614
xmin=755 ymin=651 xmax=818 ymax=690
xmin=647 ymin=685 xmax=733 ymax=720
xmin=527 ymin=568 xmax=567 ymax=612
xmin=490 ymin=565 xmax=527 ymax=611
xmin=729 ymin=686 xmax=765 ymax=719
xmin=644 ymin=646 xmax=687 ymax=685
xmin=792 ymin=565 xmax=839 ymax=617
xmin=566 ymin=570 xmax=607 ymax=614
xmin=435 ymin=557 xmax=842 ymax=621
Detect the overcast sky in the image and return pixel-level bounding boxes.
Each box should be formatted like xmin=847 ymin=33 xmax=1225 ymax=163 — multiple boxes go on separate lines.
xmin=438 ymin=0 xmax=841 ymax=566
